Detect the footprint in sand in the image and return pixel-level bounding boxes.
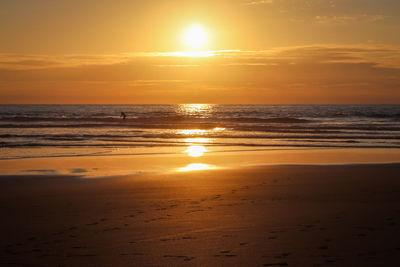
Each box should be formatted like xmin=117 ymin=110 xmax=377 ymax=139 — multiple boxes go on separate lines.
xmin=186 ymin=209 xmax=205 ymax=213
xmin=181 ymin=236 xmax=194 ymax=240
xmin=263 ymin=263 xmax=288 ymax=266
xmin=217 ymin=250 xmax=237 ymax=257
xmin=120 ymin=252 xmax=144 ymax=256
xmin=145 ymin=217 xmax=168 ymax=223
xmin=270 ymin=230 xmax=286 ymax=234
xmin=164 ymin=255 xmax=195 ymax=261
xmin=66 ymin=253 xmax=96 ymax=257
xmin=4 ymin=249 xmax=19 ymax=255
xmin=53 ymin=231 xmax=65 ymax=235
xmin=102 ymin=227 xmax=121 ymax=232
xmin=274 ymin=252 xmax=291 ymax=259
xmin=211 ymin=194 xmax=222 ymax=200
xmin=326 ymin=258 xmax=337 ymax=264
xmin=222 ymin=234 xmax=233 ymax=238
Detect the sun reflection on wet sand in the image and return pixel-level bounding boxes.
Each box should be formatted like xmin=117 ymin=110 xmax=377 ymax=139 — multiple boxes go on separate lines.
xmin=185 ymin=145 xmax=207 ymax=157
xmin=178 ymin=163 xmax=214 ymax=172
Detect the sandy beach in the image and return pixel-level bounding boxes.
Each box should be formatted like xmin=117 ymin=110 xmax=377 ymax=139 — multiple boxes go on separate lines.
xmin=1 ymin=163 xmax=400 ymax=266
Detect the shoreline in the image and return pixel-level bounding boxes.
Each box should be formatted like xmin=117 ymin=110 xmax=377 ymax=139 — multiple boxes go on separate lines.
xmin=3 ymin=146 xmax=400 ymax=161
xmin=1 ymin=147 xmax=400 ymax=178
xmin=2 ymin=161 xmax=400 ymax=179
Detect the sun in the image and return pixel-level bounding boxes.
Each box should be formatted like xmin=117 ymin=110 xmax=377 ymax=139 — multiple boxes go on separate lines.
xmin=184 ymin=25 xmax=207 ymax=49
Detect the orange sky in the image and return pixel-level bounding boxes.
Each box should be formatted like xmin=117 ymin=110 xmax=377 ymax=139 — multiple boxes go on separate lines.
xmin=0 ymin=0 xmax=399 ymax=103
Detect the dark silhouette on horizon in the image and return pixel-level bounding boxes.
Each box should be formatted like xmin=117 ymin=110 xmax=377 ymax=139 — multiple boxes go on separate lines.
xmin=120 ymin=112 xmax=126 ymax=120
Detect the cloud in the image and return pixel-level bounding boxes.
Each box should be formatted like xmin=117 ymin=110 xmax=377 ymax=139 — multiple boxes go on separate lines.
xmin=314 ymin=14 xmax=389 ymax=24
xmin=0 ymin=54 xmax=129 ymax=70
xmin=242 ymin=0 xmax=273 ymax=6
xmin=241 ymin=0 xmax=391 ymax=26
xmin=0 ymin=44 xmax=399 ymax=103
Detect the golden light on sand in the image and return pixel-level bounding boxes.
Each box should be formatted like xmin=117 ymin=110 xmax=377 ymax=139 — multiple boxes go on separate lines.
xmin=178 ymin=163 xmax=213 ymax=172
xmin=184 ymin=25 xmax=207 ymax=49
xmin=185 ymin=145 xmax=207 ymax=157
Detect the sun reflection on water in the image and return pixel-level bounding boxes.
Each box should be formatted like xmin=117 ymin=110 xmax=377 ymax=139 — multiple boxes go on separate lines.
xmin=213 ymin=127 xmax=226 ymax=131
xmin=178 ymin=104 xmax=214 ymax=117
xmin=178 ymin=129 xmax=207 ymax=135
xmin=184 ymin=138 xmax=210 ymax=143
xmin=176 ymin=104 xmax=227 ymax=153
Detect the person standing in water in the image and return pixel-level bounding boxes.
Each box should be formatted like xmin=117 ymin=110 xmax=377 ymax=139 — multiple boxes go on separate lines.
xmin=120 ymin=112 xmax=126 ymax=120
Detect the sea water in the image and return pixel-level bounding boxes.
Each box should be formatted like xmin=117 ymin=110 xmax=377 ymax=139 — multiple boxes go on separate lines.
xmin=0 ymin=104 xmax=399 ymax=159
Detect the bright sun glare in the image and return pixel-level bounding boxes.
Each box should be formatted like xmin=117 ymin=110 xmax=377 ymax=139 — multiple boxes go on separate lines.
xmin=184 ymin=25 xmax=207 ymax=49
xmin=185 ymin=145 xmax=207 ymax=157
xmin=178 ymin=163 xmax=214 ymax=172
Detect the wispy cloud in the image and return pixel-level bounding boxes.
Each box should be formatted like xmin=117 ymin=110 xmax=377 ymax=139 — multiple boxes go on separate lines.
xmin=1 ymin=45 xmax=399 ymax=103
xmin=1 ymin=45 xmax=399 ymax=73
xmin=315 ymin=14 xmax=389 ymax=24
xmin=241 ymin=0 xmax=391 ymax=26
xmin=0 ymin=54 xmax=129 ymax=70
xmin=242 ymin=0 xmax=273 ymax=6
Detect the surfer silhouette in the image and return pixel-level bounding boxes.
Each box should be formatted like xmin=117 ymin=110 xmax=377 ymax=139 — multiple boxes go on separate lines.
xmin=120 ymin=112 xmax=126 ymax=120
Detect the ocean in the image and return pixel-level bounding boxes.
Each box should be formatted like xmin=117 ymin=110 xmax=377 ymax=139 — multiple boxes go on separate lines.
xmin=1 ymin=104 xmax=399 ymax=160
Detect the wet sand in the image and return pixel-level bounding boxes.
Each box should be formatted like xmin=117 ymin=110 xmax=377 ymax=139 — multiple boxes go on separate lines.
xmin=2 ymin=147 xmax=400 ymax=177
xmin=1 ymin=164 xmax=400 ymax=266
